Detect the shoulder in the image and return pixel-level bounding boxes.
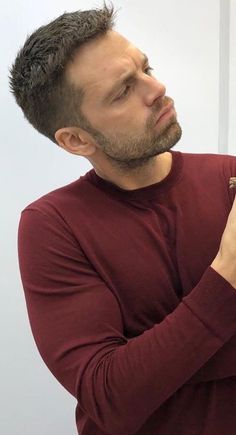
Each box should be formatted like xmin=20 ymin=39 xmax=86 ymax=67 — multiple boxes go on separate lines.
xmin=21 ymin=170 xmax=94 ymax=218
xmin=180 ymin=151 xmax=236 ymax=173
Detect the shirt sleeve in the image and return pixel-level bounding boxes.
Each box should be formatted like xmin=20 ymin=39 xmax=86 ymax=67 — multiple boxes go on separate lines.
xmin=18 ymin=207 xmax=236 ymax=435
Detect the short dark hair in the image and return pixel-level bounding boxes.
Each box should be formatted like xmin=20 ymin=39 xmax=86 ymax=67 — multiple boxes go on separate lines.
xmin=9 ymin=2 xmax=117 ymax=144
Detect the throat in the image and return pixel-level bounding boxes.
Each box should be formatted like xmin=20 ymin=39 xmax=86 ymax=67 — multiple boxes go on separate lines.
xmin=94 ymin=152 xmax=173 ymax=191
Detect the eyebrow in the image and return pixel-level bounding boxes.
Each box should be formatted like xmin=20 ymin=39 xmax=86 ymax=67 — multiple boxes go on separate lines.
xmin=102 ymin=53 xmax=149 ymax=103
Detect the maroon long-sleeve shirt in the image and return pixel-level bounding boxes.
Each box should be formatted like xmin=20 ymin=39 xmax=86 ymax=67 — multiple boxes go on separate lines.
xmin=18 ymin=150 xmax=236 ymax=435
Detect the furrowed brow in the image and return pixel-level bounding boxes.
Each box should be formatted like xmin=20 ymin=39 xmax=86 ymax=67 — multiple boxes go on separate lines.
xmin=102 ymin=52 xmax=149 ymax=103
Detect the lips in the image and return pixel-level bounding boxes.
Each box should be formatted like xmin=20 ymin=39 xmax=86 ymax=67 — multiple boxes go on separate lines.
xmin=155 ymin=103 xmax=174 ymax=125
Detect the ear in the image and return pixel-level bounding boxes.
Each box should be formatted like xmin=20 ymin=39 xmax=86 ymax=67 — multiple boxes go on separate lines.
xmin=54 ymin=127 xmax=96 ymax=156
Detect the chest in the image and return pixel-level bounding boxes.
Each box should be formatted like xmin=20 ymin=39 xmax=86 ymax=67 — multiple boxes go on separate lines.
xmin=73 ymin=192 xmax=230 ymax=336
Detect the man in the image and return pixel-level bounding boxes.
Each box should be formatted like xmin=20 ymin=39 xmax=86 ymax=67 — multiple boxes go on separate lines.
xmin=9 ymin=3 xmax=236 ymax=435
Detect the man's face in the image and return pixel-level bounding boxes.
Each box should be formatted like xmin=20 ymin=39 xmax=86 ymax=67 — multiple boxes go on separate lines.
xmin=65 ymin=30 xmax=182 ymax=171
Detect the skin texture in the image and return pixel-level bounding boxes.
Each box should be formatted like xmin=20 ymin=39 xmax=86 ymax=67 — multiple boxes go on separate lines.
xmin=229 ymin=177 xmax=236 ymax=188
xmin=55 ymin=30 xmax=182 ymax=190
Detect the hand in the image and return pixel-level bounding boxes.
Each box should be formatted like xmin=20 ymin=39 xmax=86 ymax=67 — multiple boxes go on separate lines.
xmin=211 ymin=194 xmax=236 ymax=288
xmin=229 ymin=177 xmax=236 ymax=189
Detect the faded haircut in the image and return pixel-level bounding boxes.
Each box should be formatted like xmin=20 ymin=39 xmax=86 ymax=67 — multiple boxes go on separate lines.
xmin=9 ymin=1 xmax=117 ymax=144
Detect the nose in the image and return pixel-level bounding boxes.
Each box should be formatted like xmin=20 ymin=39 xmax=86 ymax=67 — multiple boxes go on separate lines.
xmin=141 ymin=75 xmax=166 ymax=106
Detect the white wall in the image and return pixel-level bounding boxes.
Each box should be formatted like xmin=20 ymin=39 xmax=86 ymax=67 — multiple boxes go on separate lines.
xmin=229 ymin=0 xmax=236 ymax=155
xmin=1 ymin=0 xmax=235 ymax=434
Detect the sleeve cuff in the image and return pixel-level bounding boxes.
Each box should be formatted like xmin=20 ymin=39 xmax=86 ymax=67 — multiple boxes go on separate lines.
xmin=182 ymin=266 xmax=236 ymax=342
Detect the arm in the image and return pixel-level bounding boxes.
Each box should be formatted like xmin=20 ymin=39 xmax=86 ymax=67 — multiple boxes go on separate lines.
xmin=18 ymin=208 xmax=236 ymax=435
xmin=211 ymin=192 xmax=236 ymax=288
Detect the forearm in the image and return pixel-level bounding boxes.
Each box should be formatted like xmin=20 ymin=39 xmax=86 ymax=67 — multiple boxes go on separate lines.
xmin=78 ymin=267 xmax=236 ymax=435
xmin=211 ymin=256 xmax=236 ymax=289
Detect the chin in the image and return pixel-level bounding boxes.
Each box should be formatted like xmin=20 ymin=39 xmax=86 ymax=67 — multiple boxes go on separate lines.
xmin=165 ymin=121 xmax=182 ymax=143
xmin=156 ymin=122 xmax=182 ymax=154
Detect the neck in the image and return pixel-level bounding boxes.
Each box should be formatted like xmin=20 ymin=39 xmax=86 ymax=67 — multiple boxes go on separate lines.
xmin=93 ymin=152 xmax=173 ymax=191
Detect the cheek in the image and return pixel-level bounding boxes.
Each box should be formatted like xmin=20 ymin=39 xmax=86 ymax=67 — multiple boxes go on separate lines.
xmin=87 ymin=99 xmax=149 ymax=135
xmin=111 ymin=105 xmax=149 ymax=134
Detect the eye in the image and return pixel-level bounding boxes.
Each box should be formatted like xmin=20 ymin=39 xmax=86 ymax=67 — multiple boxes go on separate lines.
xmin=116 ymin=85 xmax=132 ymax=100
xmin=144 ymin=65 xmax=154 ymax=75
xmin=115 ymin=65 xmax=154 ymax=101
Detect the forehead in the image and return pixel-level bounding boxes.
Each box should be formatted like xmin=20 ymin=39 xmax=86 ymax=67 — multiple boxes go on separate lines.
xmin=65 ymin=31 xmax=144 ymax=97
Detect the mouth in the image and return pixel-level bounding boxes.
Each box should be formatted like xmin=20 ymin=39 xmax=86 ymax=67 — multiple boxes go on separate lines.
xmin=155 ymin=102 xmax=175 ymax=126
